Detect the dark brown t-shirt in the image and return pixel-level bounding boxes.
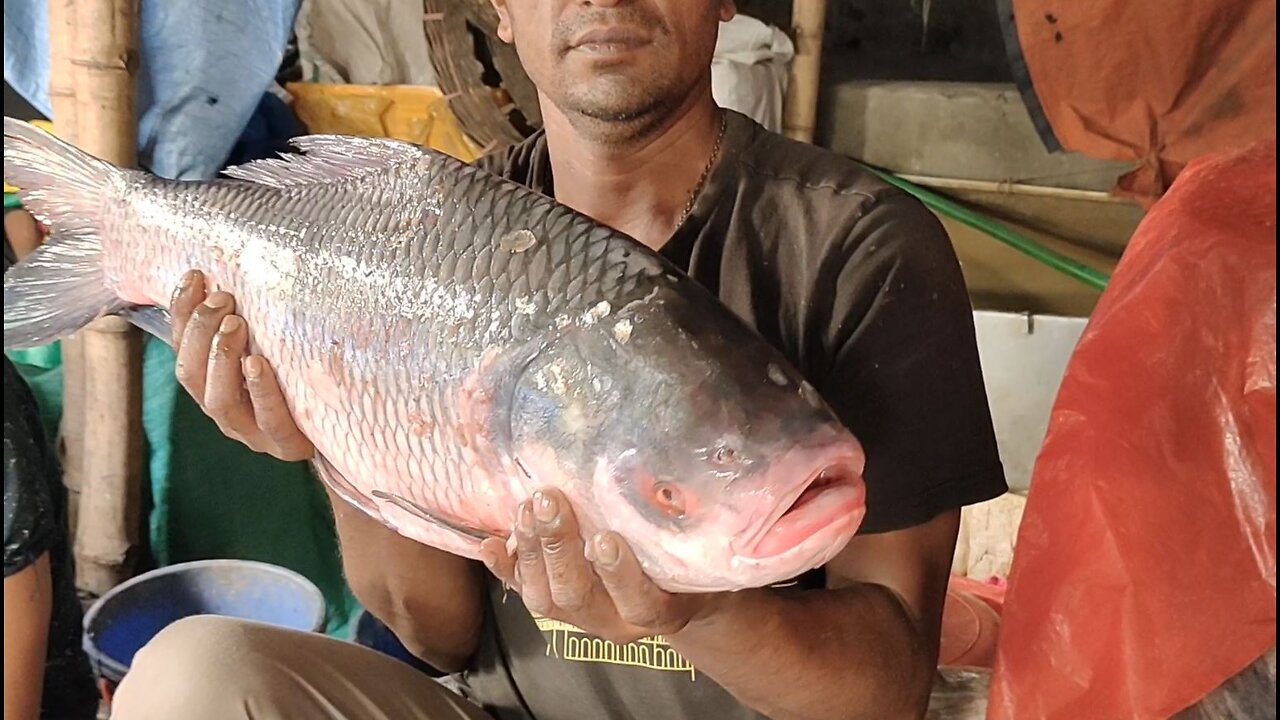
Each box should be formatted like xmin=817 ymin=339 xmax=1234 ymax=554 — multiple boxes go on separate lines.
xmin=455 ymin=110 xmax=1007 ymax=720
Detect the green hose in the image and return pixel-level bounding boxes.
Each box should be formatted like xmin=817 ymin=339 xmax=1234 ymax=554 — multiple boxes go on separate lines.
xmin=857 ymin=162 xmax=1111 ymax=292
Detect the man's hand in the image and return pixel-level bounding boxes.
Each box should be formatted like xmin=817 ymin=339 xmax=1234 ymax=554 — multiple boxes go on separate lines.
xmin=477 ymin=487 xmax=719 ymax=645
xmin=170 ymin=269 xmax=314 ymax=462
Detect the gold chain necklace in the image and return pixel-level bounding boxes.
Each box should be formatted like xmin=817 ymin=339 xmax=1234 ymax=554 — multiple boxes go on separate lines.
xmin=677 ymin=111 xmax=728 ymax=228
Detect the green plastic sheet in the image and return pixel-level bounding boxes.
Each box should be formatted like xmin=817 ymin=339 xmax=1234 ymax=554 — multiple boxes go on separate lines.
xmin=6 ymin=337 xmax=362 ymax=637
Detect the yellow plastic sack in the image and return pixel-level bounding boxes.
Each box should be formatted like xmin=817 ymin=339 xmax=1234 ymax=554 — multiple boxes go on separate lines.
xmin=6 ymin=87 xmax=484 ymax=195
xmin=284 ymin=83 xmax=485 ymax=162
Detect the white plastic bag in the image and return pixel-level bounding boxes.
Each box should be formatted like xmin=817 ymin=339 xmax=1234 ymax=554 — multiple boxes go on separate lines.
xmin=712 ymin=15 xmax=795 ymax=133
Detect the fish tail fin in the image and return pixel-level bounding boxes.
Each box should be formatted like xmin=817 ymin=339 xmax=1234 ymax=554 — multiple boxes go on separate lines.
xmin=4 ymin=116 xmax=126 ymax=349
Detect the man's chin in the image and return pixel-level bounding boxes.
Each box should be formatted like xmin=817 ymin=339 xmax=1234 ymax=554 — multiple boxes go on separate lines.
xmin=559 ymin=87 xmax=668 ymax=124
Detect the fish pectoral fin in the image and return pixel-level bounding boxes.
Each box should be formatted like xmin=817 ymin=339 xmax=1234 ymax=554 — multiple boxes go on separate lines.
xmin=119 ymin=306 xmax=175 ymax=344
xmin=311 ymin=455 xmax=493 ymax=557
xmin=221 ymin=135 xmax=431 ymax=189
xmin=310 ymin=454 xmax=382 ymax=518
xmin=369 ymin=490 xmax=495 ymax=543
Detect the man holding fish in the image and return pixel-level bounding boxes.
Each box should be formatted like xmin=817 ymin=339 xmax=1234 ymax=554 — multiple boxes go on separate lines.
xmin=64 ymin=1 xmax=1007 ymax=718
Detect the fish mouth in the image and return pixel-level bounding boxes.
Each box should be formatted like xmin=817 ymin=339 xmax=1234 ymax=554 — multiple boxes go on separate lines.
xmin=734 ymin=459 xmax=866 ymax=560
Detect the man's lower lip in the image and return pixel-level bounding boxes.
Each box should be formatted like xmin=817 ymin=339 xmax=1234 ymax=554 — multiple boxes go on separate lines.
xmin=571 ymin=42 xmax=647 ymax=54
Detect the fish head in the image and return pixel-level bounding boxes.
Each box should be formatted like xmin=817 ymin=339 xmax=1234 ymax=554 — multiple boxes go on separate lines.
xmin=507 ymin=282 xmax=867 ymax=593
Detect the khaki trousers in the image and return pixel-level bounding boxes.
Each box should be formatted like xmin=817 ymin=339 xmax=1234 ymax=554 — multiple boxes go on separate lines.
xmin=110 ymin=615 xmax=496 ymax=720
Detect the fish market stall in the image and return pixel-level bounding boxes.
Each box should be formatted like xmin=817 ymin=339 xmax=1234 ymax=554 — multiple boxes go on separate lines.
xmin=2 ymin=1 xmax=1275 ymax=718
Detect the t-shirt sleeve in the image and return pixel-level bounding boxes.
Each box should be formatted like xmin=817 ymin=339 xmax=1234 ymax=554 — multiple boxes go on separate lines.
xmin=818 ymin=190 xmax=1007 ymax=534
xmin=468 ymin=132 xmax=553 ymax=196
xmin=3 ymin=360 xmax=59 ymax=578
xmin=472 ymin=147 xmax=511 ymax=175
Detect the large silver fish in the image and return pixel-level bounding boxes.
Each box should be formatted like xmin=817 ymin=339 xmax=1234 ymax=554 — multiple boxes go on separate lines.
xmin=2 ymin=117 xmax=867 ymax=593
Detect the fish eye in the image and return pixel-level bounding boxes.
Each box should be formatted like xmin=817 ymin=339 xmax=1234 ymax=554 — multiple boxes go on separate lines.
xmin=652 ymin=481 xmax=687 ymax=519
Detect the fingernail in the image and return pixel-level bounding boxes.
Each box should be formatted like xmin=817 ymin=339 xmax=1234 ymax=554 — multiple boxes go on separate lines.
xmin=219 ymin=316 xmax=241 ymax=335
xmin=583 ymin=541 xmax=596 ymax=563
xmin=594 ymin=534 xmax=619 ymax=566
xmin=205 ymin=294 xmax=228 ymax=309
xmin=242 ymin=356 xmax=261 ymax=379
xmin=517 ymin=503 xmax=535 ymax=534
xmin=172 ymin=272 xmax=194 ymax=302
xmin=532 ymin=491 xmax=557 ymax=523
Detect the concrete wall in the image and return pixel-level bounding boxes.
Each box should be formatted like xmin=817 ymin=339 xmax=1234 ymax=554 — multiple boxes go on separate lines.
xmin=816 ymin=80 xmax=1146 ymax=317
xmin=818 ymin=81 xmax=1133 ymax=191
xmin=732 ymin=4 xmax=1148 ymax=318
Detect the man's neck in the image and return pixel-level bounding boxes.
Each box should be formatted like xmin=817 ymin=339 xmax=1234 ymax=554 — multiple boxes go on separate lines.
xmin=541 ymin=88 xmax=724 ymax=251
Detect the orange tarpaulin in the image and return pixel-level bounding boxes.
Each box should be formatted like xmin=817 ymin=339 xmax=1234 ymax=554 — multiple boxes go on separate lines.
xmin=988 ymin=140 xmax=1277 ymax=719
xmin=999 ymin=0 xmax=1277 ymax=202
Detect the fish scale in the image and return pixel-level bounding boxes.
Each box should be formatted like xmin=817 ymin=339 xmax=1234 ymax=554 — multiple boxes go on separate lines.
xmin=216 ymin=159 xmax=643 ymax=539
xmin=4 ymin=117 xmax=870 ymax=593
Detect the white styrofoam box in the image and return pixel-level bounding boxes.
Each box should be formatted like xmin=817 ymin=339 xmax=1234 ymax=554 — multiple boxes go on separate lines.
xmin=972 ymin=310 xmax=1088 ymax=493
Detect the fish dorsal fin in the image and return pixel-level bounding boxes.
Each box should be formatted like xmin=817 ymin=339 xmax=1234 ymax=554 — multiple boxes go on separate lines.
xmin=222 ymin=134 xmax=429 ymax=188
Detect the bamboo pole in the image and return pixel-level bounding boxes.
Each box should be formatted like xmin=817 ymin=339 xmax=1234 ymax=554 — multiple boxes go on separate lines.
xmin=63 ymin=0 xmax=145 ymax=595
xmin=891 ymin=173 xmax=1128 ymax=204
xmin=783 ymin=0 xmax=828 ymax=143
xmin=45 ymin=0 xmax=80 ymax=141
xmin=75 ymin=317 xmax=145 ymax=594
xmin=46 ymin=0 xmax=89 ymax=542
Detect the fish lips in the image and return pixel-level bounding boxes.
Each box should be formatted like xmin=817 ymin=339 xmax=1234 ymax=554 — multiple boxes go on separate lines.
xmin=732 ymin=453 xmax=867 ymax=562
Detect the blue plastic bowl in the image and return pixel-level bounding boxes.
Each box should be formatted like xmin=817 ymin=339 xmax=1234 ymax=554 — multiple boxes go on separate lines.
xmin=81 ymin=559 xmax=327 ymax=686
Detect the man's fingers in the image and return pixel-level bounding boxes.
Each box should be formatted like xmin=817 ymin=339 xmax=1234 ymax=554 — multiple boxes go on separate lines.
xmin=513 ymin=501 xmax=553 ymax=613
xmin=169 ymin=270 xmax=205 ymax=347
xmin=532 ymin=489 xmax=594 ymax=612
xmin=591 ymin=532 xmax=675 ymax=632
xmin=243 ymin=356 xmax=314 ymax=461
xmin=175 ymin=290 xmax=234 ymax=402
xmin=479 ymin=537 xmax=516 ymax=587
xmin=202 ymin=315 xmax=258 ymax=436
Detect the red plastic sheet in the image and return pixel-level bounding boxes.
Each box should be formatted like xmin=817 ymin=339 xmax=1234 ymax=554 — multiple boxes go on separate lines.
xmin=988 ymin=141 xmax=1277 ymax=719
xmin=1000 ymin=0 xmax=1277 ymax=202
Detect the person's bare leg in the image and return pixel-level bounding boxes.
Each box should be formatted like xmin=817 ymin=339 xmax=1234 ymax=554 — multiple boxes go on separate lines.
xmin=110 ymin=615 xmax=493 ymax=720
